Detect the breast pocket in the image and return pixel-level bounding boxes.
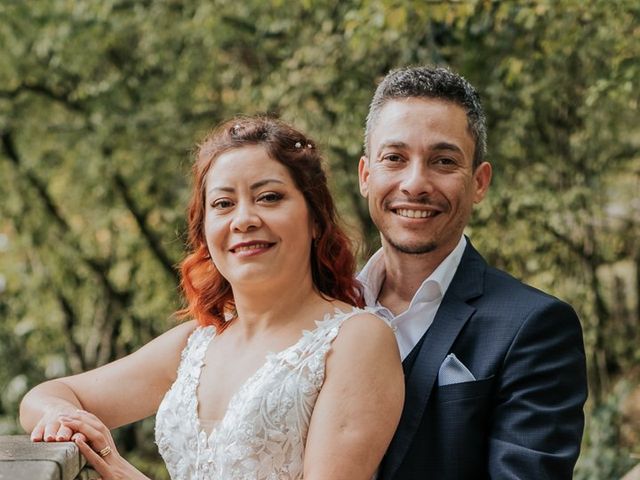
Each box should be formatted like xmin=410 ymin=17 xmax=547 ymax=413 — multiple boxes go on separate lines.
xmin=436 ymin=375 xmax=495 ymax=404
xmin=430 ymin=375 xmax=495 ymax=467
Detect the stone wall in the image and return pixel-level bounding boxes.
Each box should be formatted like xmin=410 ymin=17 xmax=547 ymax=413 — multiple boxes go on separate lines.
xmin=0 ymin=435 xmax=98 ymax=480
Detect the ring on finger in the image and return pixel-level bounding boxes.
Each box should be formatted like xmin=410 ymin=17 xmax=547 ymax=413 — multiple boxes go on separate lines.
xmin=98 ymin=446 xmax=112 ymax=457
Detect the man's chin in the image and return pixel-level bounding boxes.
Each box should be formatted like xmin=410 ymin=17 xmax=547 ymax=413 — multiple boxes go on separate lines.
xmin=385 ymin=237 xmax=437 ymax=255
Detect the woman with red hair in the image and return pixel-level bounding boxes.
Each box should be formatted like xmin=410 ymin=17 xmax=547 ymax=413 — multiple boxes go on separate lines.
xmin=20 ymin=116 xmax=404 ymax=479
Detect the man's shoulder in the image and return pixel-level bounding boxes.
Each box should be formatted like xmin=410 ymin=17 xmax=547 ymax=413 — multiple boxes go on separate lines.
xmin=454 ymin=256 xmax=582 ymax=357
xmin=475 ymin=261 xmax=575 ymax=314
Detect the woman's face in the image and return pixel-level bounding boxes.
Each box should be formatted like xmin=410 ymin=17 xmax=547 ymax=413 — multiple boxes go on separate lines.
xmin=203 ymin=145 xmax=315 ymax=290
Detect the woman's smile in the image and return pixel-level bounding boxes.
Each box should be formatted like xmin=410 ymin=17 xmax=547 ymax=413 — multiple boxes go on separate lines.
xmin=229 ymin=241 xmax=276 ymax=257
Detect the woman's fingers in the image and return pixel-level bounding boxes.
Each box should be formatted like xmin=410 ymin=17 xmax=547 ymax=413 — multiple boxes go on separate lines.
xmin=59 ymin=417 xmax=104 ymax=445
xmin=43 ymin=420 xmax=63 ymax=442
xmin=74 ymin=436 xmax=110 ymax=478
xmin=30 ymin=422 xmax=45 ymax=442
xmin=31 ymin=407 xmax=84 ymax=442
xmin=54 ymin=423 xmax=74 ymax=441
xmin=71 ymin=432 xmax=88 ymax=443
xmin=65 ymin=410 xmax=110 ymax=435
xmin=67 ymin=415 xmax=124 ymax=480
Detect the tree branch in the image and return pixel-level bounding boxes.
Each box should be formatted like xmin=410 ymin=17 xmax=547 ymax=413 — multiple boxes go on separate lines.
xmin=0 ymin=81 xmax=85 ymax=113
xmin=113 ymin=172 xmax=180 ymax=285
xmin=1 ymin=130 xmax=130 ymax=304
xmin=540 ymin=221 xmax=604 ymax=266
xmin=55 ymin=291 xmax=87 ymax=373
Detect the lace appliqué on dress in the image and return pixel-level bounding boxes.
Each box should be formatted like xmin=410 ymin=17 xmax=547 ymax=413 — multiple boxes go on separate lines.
xmin=155 ymin=308 xmax=369 ymax=480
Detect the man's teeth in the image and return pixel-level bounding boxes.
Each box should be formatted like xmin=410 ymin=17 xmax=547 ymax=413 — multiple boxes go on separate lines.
xmin=396 ymin=209 xmax=435 ymax=218
xmin=235 ymin=243 xmax=270 ymax=252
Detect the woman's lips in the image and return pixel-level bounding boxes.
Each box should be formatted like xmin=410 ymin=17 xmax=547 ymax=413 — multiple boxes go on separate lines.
xmin=229 ymin=241 xmax=275 ymax=256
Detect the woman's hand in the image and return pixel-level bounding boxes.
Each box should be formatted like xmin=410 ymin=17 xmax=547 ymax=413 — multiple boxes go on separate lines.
xmin=59 ymin=410 xmax=150 ymax=480
xmin=30 ymin=403 xmax=82 ymax=442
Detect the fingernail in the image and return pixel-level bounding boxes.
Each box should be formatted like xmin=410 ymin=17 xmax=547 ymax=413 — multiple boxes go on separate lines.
xmin=76 ymin=409 xmax=88 ymax=414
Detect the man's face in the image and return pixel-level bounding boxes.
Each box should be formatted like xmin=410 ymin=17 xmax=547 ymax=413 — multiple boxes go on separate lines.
xmin=359 ymin=97 xmax=492 ymax=259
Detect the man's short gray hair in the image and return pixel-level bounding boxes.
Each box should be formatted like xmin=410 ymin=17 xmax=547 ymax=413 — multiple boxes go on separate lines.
xmin=364 ymin=65 xmax=487 ymax=168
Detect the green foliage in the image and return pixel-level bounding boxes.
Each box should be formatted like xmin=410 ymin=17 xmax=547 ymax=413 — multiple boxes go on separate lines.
xmin=575 ymin=381 xmax=637 ymax=479
xmin=1 ymin=0 xmax=638 ymax=476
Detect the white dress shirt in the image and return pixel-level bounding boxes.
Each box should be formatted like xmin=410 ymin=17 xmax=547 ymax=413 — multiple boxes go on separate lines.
xmin=357 ymin=236 xmax=467 ymax=360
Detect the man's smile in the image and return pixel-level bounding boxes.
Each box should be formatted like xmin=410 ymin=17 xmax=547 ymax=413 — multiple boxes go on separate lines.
xmin=393 ymin=208 xmax=438 ymax=219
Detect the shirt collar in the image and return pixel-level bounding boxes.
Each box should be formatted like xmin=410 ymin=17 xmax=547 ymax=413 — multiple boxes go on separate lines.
xmin=358 ymin=236 xmax=467 ymax=308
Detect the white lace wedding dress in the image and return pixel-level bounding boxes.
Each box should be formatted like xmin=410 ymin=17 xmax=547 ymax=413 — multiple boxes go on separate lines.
xmin=155 ymin=308 xmax=368 ymax=479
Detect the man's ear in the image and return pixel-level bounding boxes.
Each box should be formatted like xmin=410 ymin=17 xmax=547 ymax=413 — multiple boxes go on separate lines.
xmin=358 ymin=156 xmax=370 ymax=198
xmin=473 ymin=161 xmax=492 ymax=203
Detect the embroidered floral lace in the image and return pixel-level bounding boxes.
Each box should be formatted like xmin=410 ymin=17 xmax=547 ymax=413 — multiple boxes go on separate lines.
xmin=155 ymin=308 xmax=366 ymax=479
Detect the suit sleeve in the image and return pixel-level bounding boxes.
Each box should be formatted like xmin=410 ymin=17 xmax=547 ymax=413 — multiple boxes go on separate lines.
xmin=488 ymin=299 xmax=588 ymax=479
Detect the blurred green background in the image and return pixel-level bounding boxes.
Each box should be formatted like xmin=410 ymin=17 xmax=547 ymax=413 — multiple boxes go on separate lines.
xmin=0 ymin=0 xmax=638 ymax=478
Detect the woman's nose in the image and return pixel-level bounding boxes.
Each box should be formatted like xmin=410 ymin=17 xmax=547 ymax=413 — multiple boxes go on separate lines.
xmin=230 ymin=202 xmax=262 ymax=232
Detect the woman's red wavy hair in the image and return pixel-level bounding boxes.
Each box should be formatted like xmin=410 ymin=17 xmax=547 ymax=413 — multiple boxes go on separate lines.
xmin=178 ymin=116 xmax=364 ymax=332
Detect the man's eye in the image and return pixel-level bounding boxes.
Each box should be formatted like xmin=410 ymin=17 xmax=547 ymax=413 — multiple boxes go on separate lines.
xmin=382 ymin=154 xmax=403 ymax=162
xmin=435 ymin=157 xmax=456 ymax=165
xmin=258 ymin=192 xmax=283 ymax=203
xmin=212 ymin=199 xmax=234 ymax=209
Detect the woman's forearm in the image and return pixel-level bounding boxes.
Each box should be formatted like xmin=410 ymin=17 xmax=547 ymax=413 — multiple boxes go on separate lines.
xmin=19 ymin=380 xmax=84 ymax=433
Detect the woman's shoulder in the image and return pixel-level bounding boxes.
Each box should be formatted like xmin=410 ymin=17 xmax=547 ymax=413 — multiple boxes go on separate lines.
xmin=144 ymin=320 xmax=202 ymax=362
xmin=332 ymin=303 xmax=392 ymax=331
xmin=161 ymin=319 xmax=201 ymax=344
xmin=329 ymin=306 xmax=397 ymax=355
xmin=323 ymin=305 xmax=402 ymax=384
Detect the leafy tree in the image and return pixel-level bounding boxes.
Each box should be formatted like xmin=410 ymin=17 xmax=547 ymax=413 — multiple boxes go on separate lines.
xmin=1 ymin=0 xmax=637 ymax=476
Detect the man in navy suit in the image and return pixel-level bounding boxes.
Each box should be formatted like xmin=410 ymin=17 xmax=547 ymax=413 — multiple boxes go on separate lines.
xmin=357 ymin=66 xmax=587 ymax=479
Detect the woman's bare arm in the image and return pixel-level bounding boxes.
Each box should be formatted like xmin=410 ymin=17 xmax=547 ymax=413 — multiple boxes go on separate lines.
xmin=303 ymin=313 xmax=404 ymax=479
xmin=20 ymin=320 xmax=197 ymax=441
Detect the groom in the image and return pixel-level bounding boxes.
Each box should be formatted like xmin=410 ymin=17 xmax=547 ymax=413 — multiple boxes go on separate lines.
xmin=357 ymin=66 xmax=588 ymax=479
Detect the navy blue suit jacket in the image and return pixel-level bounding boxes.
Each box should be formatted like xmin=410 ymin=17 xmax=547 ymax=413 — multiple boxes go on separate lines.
xmin=379 ymin=241 xmax=587 ymax=480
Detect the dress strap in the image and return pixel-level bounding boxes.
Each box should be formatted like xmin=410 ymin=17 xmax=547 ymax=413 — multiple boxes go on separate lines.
xmin=176 ymin=326 xmax=216 ymax=386
xmin=309 ymin=306 xmax=379 ymax=345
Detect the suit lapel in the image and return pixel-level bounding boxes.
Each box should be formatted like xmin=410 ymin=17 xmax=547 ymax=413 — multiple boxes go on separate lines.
xmin=381 ymin=241 xmax=486 ymax=479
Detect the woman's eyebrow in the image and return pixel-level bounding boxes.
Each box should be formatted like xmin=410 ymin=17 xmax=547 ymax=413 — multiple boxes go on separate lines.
xmin=207 ymin=178 xmax=286 ymax=196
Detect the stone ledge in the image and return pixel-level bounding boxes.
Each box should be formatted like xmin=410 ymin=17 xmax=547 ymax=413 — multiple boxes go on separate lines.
xmin=622 ymin=462 xmax=640 ymax=480
xmin=0 ymin=435 xmax=97 ymax=480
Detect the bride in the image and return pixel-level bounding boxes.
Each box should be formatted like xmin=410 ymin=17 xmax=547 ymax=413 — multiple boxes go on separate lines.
xmin=19 ymin=116 xmax=404 ymax=479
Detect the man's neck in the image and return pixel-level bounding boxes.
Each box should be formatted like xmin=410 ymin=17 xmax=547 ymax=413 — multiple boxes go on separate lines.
xmin=377 ymin=244 xmax=454 ymax=316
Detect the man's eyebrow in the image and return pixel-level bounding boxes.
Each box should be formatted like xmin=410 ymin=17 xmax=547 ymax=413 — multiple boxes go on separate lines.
xmin=377 ymin=140 xmax=410 ymax=152
xmin=432 ymin=142 xmax=463 ymax=154
xmin=207 ymin=178 xmax=286 ymax=196
xmin=376 ymin=140 xmax=464 ymax=155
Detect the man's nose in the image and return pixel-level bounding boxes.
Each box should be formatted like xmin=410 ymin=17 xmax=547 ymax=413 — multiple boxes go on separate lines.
xmin=230 ymin=202 xmax=262 ymax=232
xmin=399 ymin=161 xmax=432 ymax=198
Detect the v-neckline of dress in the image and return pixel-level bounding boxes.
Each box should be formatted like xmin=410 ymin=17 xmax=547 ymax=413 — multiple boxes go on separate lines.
xmin=193 ymin=308 xmax=354 ymax=446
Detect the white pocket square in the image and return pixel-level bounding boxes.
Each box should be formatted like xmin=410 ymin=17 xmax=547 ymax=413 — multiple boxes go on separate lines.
xmin=437 ymin=353 xmax=476 ymax=386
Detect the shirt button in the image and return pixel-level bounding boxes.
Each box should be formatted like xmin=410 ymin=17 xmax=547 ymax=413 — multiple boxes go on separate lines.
xmin=391 ymin=325 xmax=398 ymax=332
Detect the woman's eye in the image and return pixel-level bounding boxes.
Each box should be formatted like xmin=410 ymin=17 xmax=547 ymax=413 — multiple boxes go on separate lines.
xmin=212 ymin=199 xmax=234 ymax=209
xmin=258 ymin=192 xmax=283 ymax=203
